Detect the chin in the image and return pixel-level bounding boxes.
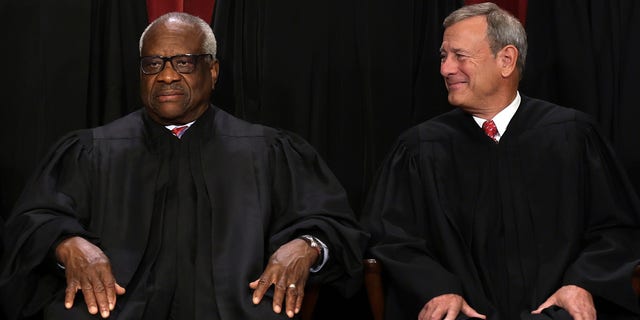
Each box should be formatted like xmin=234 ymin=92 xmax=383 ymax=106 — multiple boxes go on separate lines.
xmin=146 ymin=106 xmax=187 ymax=124
xmin=155 ymin=102 xmax=188 ymax=115
xmin=447 ymin=95 xmax=464 ymax=107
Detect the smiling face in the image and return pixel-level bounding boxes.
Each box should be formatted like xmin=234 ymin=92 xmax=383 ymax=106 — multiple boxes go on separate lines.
xmin=439 ymin=16 xmax=505 ymax=116
xmin=140 ymin=20 xmax=219 ymax=125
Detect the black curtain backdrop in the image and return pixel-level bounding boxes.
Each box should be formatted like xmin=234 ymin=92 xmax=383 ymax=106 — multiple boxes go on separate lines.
xmin=0 ymin=0 xmax=148 ymax=222
xmin=521 ymin=0 xmax=640 ymax=195
xmin=1 ymin=0 xmax=640 ymax=319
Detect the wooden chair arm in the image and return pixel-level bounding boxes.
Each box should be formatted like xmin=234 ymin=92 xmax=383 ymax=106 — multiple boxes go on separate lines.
xmin=301 ymin=258 xmax=386 ymax=320
xmin=633 ymin=264 xmax=640 ymax=296
xmin=301 ymin=282 xmax=320 ymax=320
xmin=364 ymin=258 xmax=384 ymax=320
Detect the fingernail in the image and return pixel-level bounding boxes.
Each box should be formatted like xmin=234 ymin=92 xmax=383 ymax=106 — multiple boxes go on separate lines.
xmin=65 ymin=302 xmax=72 ymax=309
xmin=89 ymin=306 xmax=98 ymax=314
xmin=109 ymin=303 xmax=114 ymax=310
xmin=274 ymin=305 xmax=281 ymax=313
xmin=252 ymin=296 xmax=259 ymax=304
xmin=287 ymin=310 xmax=294 ymax=318
xmin=101 ymin=310 xmax=109 ymax=318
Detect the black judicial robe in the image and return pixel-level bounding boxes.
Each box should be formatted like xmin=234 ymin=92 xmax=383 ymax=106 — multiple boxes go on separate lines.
xmin=0 ymin=106 xmax=367 ymax=320
xmin=361 ymin=96 xmax=640 ymax=320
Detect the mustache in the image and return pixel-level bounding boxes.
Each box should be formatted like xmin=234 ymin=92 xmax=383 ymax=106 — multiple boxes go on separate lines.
xmin=153 ymin=83 xmax=185 ymax=93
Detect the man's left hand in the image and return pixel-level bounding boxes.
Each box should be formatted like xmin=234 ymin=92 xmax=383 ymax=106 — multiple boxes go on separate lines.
xmin=249 ymin=238 xmax=319 ymax=318
xmin=531 ymin=285 xmax=596 ymax=320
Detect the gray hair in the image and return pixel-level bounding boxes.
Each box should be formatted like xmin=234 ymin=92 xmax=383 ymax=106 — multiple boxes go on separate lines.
xmin=139 ymin=12 xmax=217 ymax=59
xmin=444 ymin=2 xmax=527 ymax=77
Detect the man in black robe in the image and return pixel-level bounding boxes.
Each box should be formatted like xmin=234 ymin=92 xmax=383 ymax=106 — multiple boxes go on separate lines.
xmin=361 ymin=3 xmax=640 ymax=320
xmin=0 ymin=12 xmax=367 ymax=320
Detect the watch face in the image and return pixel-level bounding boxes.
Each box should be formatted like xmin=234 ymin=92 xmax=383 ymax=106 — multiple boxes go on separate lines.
xmin=300 ymin=235 xmax=320 ymax=250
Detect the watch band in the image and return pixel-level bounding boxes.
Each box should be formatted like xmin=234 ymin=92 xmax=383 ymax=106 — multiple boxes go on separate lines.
xmin=298 ymin=235 xmax=323 ymax=264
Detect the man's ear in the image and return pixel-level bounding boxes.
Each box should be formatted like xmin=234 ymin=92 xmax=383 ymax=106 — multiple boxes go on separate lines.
xmin=210 ymin=60 xmax=220 ymax=89
xmin=498 ymin=45 xmax=518 ymax=78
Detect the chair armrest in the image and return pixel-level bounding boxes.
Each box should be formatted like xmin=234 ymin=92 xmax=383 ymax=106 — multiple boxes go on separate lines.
xmin=301 ymin=282 xmax=320 ymax=320
xmin=633 ymin=264 xmax=640 ymax=296
xmin=364 ymin=258 xmax=384 ymax=320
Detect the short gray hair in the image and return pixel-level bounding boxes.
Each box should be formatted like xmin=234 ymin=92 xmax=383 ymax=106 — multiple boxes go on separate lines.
xmin=139 ymin=12 xmax=217 ymax=58
xmin=444 ymin=2 xmax=527 ymax=77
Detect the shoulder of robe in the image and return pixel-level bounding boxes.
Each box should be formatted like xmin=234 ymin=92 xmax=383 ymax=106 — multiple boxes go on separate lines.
xmin=519 ymin=95 xmax=596 ymax=130
xmin=392 ymin=108 xmax=466 ymax=148
xmin=210 ymin=107 xmax=319 ymax=154
xmin=212 ymin=106 xmax=278 ymax=140
xmin=92 ymin=109 xmax=146 ymax=140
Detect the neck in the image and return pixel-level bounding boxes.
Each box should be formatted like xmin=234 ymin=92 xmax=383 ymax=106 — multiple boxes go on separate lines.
xmin=472 ymin=90 xmax=517 ymax=120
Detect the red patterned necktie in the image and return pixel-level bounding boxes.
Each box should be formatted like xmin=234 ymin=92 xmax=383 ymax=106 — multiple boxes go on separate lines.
xmin=482 ymin=120 xmax=498 ymax=143
xmin=171 ymin=125 xmax=188 ymax=139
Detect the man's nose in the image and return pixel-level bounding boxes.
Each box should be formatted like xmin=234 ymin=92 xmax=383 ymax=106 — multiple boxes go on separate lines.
xmin=440 ymin=56 xmax=457 ymax=77
xmin=156 ymin=60 xmax=181 ymax=83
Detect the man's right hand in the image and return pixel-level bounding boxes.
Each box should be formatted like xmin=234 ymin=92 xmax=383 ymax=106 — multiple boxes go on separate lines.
xmin=418 ymin=293 xmax=486 ymax=320
xmin=55 ymin=236 xmax=126 ymax=318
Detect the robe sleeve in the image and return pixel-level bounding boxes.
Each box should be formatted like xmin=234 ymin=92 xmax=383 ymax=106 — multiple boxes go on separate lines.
xmin=0 ymin=131 xmax=99 ymax=320
xmin=265 ymin=131 xmax=369 ymax=296
xmin=360 ymin=136 xmax=464 ymax=313
xmin=562 ymin=120 xmax=640 ymax=313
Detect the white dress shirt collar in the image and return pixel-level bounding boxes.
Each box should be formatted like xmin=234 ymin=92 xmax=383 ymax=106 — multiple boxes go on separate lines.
xmin=165 ymin=120 xmax=196 ymax=131
xmin=472 ymin=91 xmax=521 ymax=142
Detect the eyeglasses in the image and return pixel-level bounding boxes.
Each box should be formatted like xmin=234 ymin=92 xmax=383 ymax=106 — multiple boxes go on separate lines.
xmin=139 ymin=54 xmax=213 ymax=75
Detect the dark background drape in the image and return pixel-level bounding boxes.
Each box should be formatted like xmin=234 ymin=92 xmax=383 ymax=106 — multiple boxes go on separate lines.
xmin=522 ymin=0 xmax=640 ymax=196
xmin=1 ymin=0 xmax=639 ymax=318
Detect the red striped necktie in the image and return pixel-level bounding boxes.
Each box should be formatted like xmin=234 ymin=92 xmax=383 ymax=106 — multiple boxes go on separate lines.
xmin=482 ymin=120 xmax=498 ymax=143
xmin=171 ymin=125 xmax=189 ymax=139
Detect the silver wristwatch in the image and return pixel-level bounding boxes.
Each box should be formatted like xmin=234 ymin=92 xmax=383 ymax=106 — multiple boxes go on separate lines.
xmin=298 ymin=235 xmax=323 ymax=265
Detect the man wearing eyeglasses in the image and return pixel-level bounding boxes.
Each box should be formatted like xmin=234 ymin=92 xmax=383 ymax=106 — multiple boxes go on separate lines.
xmin=0 ymin=12 xmax=367 ymax=320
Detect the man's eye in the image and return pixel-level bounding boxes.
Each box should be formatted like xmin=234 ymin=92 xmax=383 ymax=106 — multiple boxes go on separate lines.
xmin=144 ymin=60 xmax=162 ymax=68
xmin=175 ymin=59 xmax=194 ymax=67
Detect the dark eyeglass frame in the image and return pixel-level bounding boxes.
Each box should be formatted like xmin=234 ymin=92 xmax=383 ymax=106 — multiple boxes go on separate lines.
xmin=139 ymin=53 xmax=213 ymax=75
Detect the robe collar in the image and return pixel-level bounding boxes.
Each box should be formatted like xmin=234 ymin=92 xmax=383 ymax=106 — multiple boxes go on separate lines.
xmin=141 ymin=105 xmax=218 ymax=149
